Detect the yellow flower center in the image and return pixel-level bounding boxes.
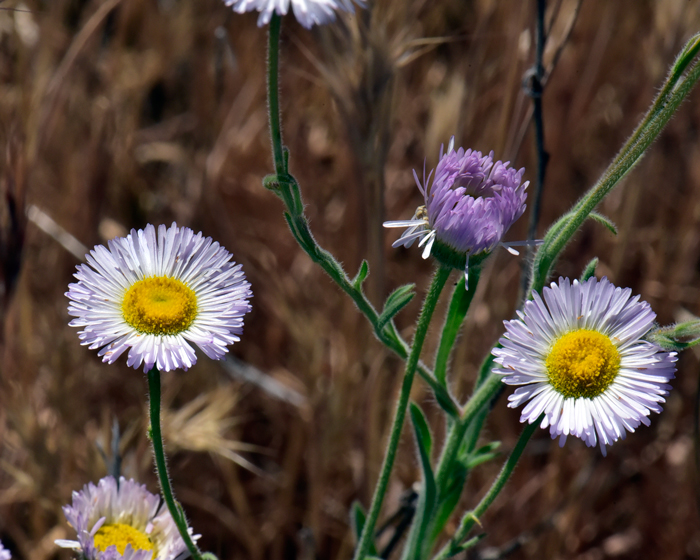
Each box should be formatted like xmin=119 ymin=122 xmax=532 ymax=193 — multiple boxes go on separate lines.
xmin=93 ymin=522 xmax=155 ymax=558
xmin=122 ymin=276 xmax=197 ymax=335
xmin=545 ymin=329 xmax=621 ymax=399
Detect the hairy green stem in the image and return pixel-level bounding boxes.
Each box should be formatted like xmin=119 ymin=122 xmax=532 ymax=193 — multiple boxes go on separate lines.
xmin=531 ymin=37 xmax=700 ymax=293
xmin=432 ymin=417 xmax=541 ymax=560
xmin=353 ymin=265 xmax=451 ymax=560
xmin=267 ymin=14 xmax=285 ymax=177
xmin=147 ymin=367 xmax=203 ymax=560
xmin=264 ymin=9 xmax=458 ymax=417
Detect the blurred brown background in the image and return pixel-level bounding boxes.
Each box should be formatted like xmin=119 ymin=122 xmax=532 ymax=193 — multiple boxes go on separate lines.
xmin=1 ymin=0 xmax=700 ymax=559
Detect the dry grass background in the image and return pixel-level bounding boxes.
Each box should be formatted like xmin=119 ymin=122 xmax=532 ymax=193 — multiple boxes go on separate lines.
xmin=1 ymin=0 xmax=700 ymax=559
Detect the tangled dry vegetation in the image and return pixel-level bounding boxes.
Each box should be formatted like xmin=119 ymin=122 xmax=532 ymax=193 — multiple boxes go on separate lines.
xmin=1 ymin=0 xmax=700 ymax=559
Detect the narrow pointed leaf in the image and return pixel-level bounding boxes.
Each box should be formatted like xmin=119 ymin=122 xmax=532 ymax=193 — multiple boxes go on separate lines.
xmin=377 ymin=284 xmax=416 ymax=332
xmin=352 ymin=260 xmax=369 ymax=290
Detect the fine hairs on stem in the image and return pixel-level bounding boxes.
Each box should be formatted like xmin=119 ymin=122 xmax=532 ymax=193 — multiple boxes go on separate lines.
xmin=147 ymin=367 xmax=204 ymax=560
xmin=261 ymin=7 xmax=700 ymax=560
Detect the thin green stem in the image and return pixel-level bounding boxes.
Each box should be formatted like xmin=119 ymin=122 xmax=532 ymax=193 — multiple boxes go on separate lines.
xmin=429 ymin=354 xmax=499 ymax=546
xmin=264 ymin=11 xmax=458 ymax=417
xmin=267 ymin=14 xmax=285 ymax=177
xmin=531 ymin=40 xmax=700 ymax=293
xmin=353 ymin=265 xmax=451 ymax=560
xmin=434 ymin=267 xmax=481 ymax=387
xmin=147 ymin=367 xmax=203 ymax=560
xmin=432 ymin=417 xmax=541 ymax=560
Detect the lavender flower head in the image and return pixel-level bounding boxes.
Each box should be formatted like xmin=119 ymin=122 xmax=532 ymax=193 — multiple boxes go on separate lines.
xmin=385 ymin=137 xmax=529 ymax=278
xmin=0 ymin=541 xmax=10 ymax=560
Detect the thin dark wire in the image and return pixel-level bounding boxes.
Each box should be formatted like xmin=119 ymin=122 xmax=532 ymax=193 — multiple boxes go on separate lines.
xmin=520 ymin=0 xmax=549 ymax=299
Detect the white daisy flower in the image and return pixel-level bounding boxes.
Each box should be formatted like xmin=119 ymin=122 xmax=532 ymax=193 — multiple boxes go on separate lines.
xmin=66 ymin=223 xmax=252 ymax=372
xmin=223 ymin=0 xmax=365 ymax=29
xmin=493 ymin=277 xmax=677 ymax=456
xmin=0 ymin=541 xmax=11 ymax=560
xmin=55 ymin=476 xmax=197 ymax=560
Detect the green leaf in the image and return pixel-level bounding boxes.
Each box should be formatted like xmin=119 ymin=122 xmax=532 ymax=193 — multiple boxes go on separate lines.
xmin=377 ymin=284 xmax=416 ymax=332
xmin=409 ymin=402 xmax=433 ymax=457
xmin=352 ymin=260 xmax=369 ymax=290
xmin=460 ymin=441 xmax=501 ymax=474
xmin=579 ymin=258 xmax=599 ymax=282
xmin=456 ymin=533 xmax=487 ymax=553
xmin=673 ymin=33 xmax=700 ymax=80
xmin=430 ymin=465 xmax=468 ymax=542
xmin=402 ymin=403 xmax=437 ymax=560
xmin=588 ymin=211 xmax=617 ymax=235
xmin=350 ymin=501 xmax=378 ymax=556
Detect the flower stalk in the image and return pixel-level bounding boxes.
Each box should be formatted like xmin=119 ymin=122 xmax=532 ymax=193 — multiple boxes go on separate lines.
xmin=353 ymin=265 xmax=451 ymax=560
xmin=147 ymin=366 xmax=204 ymax=560
xmin=432 ymin=416 xmax=541 ymax=560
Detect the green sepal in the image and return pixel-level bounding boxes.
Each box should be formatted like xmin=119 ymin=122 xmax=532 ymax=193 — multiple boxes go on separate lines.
xmin=647 ymin=320 xmax=700 ymax=350
xmin=377 ymin=284 xmax=416 ymax=332
xmin=430 ymin=239 xmax=490 ymax=274
xmin=402 ymin=403 xmax=437 ymax=560
xmin=579 ymin=258 xmax=599 ymax=282
xmin=352 ymin=260 xmax=369 ymax=290
xmin=350 ymin=501 xmax=378 ymax=556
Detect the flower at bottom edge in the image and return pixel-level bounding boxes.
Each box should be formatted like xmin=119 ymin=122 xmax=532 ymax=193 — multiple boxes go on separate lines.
xmin=492 ymin=276 xmax=677 ymax=456
xmin=66 ymin=222 xmax=252 ymax=373
xmin=55 ymin=476 xmax=198 ymax=560
xmin=0 ymin=540 xmax=11 ymax=560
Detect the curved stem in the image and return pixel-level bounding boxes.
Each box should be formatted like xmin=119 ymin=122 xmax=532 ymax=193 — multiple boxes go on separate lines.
xmin=147 ymin=367 xmax=203 ymax=560
xmin=353 ymin=265 xmax=451 ymax=560
xmin=264 ymin=12 xmax=458 ymax=417
xmin=432 ymin=417 xmax=541 ymax=560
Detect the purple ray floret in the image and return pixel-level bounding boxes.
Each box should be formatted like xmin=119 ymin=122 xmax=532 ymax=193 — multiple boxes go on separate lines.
xmin=384 ymin=138 xmax=530 ymax=271
xmin=426 ymin=141 xmax=528 ymax=255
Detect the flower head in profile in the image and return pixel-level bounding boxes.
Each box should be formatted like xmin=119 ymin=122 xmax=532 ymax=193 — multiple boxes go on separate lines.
xmin=223 ymin=0 xmax=365 ymax=29
xmin=493 ymin=277 xmax=677 ymax=455
xmin=0 ymin=541 xmax=11 ymax=560
xmin=55 ymin=476 xmax=196 ymax=560
xmin=384 ymin=137 xmax=529 ymax=279
xmin=67 ymin=223 xmax=252 ymax=372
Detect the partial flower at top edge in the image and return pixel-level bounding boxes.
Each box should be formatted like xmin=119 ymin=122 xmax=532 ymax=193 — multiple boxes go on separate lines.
xmin=223 ymin=0 xmax=366 ymax=29
xmin=55 ymin=476 xmax=198 ymax=560
xmin=66 ymin=222 xmax=252 ymax=373
xmin=492 ymin=276 xmax=677 ymax=456
xmin=384 ymin=137 xmax=533 ymax=284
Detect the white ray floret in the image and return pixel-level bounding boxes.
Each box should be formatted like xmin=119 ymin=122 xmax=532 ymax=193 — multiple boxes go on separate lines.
xmin=223 ymin=0 xmax=365 ymax=29
xmin=66 ymin=223 xmax=252 ymax=372
xmin=55 ymin=476 xmax=198 ymax=560
xmin=493 ymin=276 xmax=677 ymax=456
